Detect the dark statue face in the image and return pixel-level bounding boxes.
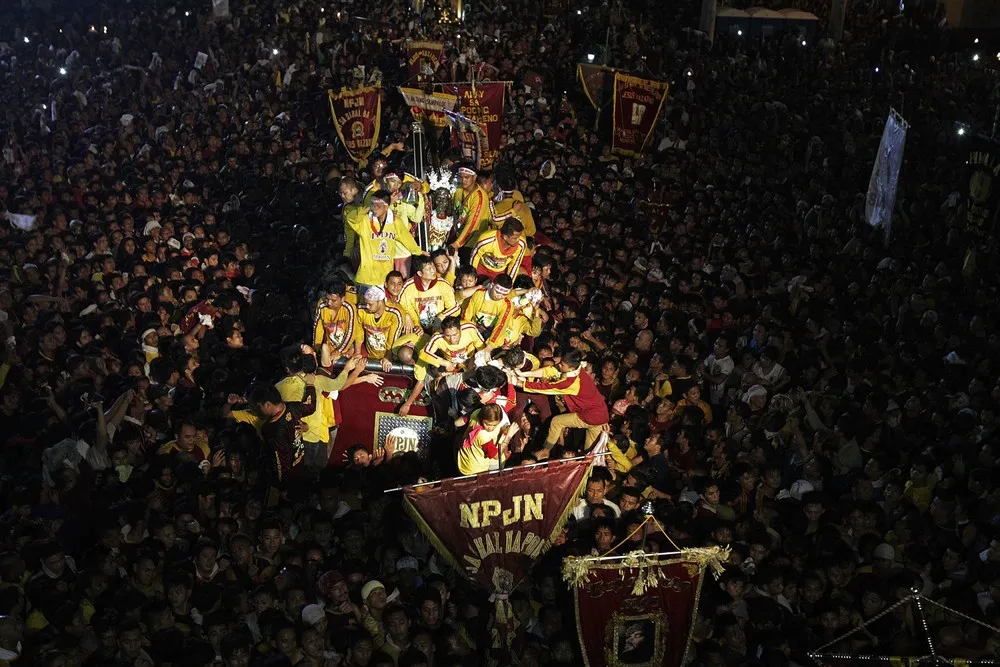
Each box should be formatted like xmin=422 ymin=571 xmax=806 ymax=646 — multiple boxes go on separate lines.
xmin=432 ymin=188 xmax=454 ymax=216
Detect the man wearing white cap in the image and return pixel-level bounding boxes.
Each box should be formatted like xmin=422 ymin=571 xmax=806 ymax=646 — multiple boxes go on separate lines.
xmin=357 ymin=286 xmax=403 ymax=372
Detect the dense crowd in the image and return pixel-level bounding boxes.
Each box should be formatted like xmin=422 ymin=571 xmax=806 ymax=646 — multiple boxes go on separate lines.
xmin=2 ymin=0 xmax=1000 ymax=665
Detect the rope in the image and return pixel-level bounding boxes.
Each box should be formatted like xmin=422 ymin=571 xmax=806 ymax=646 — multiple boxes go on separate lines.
xmin=810 ymin=594 xmax=915 ymax=654
xmin=919 ymin=597 xmax=1000 ymax=635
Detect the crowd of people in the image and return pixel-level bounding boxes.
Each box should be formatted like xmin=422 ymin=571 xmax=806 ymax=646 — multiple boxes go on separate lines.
xmin=2 ymin=0 xmax=1000 ymax=665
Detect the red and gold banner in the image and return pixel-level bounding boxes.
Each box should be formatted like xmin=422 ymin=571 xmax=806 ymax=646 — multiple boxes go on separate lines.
xmin=407 ymin=41 xmax=445 ymax=84
xmin=563 ymin=550 xmax=723 ymax=667
xmin=399 ymin=86 xmax=459 ymax=129
xmin=611 ymin=73 xmax=669 ymax=157
xmin=328 ymin=87 xmax=382 ymax=163
xmin=442 ymin=82 xmax=506 ymax=169
xmin=404 ymin=457 xmax=592 ymax=657
xmin=577 ymin=64 xmax=616 ymax=109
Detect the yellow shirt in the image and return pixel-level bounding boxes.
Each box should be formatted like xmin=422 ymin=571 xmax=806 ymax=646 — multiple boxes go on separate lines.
xmin=461 ymin=287 xmax=513 ymax=332
xmin=392 ymin=332 xmax=430 ymax=381
xmin=452 ymin=185 xmax=491 ymax=247
xmin=487 ymin=310 xmax=542 ymax=349
xmin=457 ymin=409 xmax=506 ymax=475
xmin=345 ymin=205 xmax=423 ymax=286
xmin=469 ymin=230 xmax=528 ymax=280
xmin=357 ymin=306 xmax=403 ymax=359
xmin=488 ymin=190 xmax=536 ymax=236
xmin=275 ymin=370 xmax=349 ymax=444
xmin=313 ymin=302 xmax=361 ymax=353
xmin=419 ymin=323 xmax=484 ymax=368
xmin=398 ymin=277 xmax=458 ymax=331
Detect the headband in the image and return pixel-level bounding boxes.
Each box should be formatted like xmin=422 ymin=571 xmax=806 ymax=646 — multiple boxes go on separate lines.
xmin=458 ymin=167 xmax=477 ymax=176
xmin=371 ymin=196 xmax=388 ymax=206
xmin=141 ymin=328 xmax=157 ymax=341
xmin=491 ymin=284 xmax=511 ymax=295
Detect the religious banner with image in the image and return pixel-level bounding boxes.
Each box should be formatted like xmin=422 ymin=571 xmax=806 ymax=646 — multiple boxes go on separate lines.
xmin=327 ymin=87 xmax=382 ymax=163
xmin=442 ymin=82 xmax=506 ymax=169
xmin=403 ymin=457 xmax=593 ymax=661
xmin=611 ymin=73 xmax=669 ymax=156
xmin=407 ymin=41 xmax=445 ymax=84
xmin=562 ymin=548 xmax=727 ymax=667
xmin=965 ymin=136 xmax=1000 ymax=235
xmin=864 ymin=110 xmax=908 ymax=239
xmin=400 ymin=86 xmax=459 ymax=129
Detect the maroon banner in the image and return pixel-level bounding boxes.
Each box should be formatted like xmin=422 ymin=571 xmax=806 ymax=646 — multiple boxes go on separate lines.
xmin=407 ymin=41 xmax=445 ymax=85
xmin=327 ymin=87 xmax=382 ymax=163
xmin=611 ymin=73 xmax=669 ymax=157
xmin=442 ymin=82 xmax=506 ymax=169
xmin=577 ymin=64 xmax=616 ymax=109
xmin=567 ymin=557 xmax=707 ymax=667
xmin=404 ymin=458 xmax=592 ymax=657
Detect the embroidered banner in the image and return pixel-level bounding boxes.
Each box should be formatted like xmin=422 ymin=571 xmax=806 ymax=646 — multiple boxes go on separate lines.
xmin=563 ymin=551 xmax=725 ymax=667
xmin=327 ymin=87 xmax=382 ymax=163
xmin=965 ymin=136 xmax=1000 ymax=235
xmin=611 ymin=73 xmax=669 ymax=156
xmin=443 ymin=109 xmax=486 ymax=170
xmin=407 ymin=41 xmax=445 ymax=84
xmin=442 ymin=82 xmax=506 ymax=169
xmin=400 ymin=86 xmax=459 ymax=129
xmin=577 ymin=64 xmax=616 ymax=109
xmin=404 ymin=457 xmax=592 ymax=660
xmin=864 ymin=111 xmax=908 ymax=237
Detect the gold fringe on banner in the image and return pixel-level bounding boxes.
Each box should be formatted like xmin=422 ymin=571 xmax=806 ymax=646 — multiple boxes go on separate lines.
xmin=561 ymin=545 xmax=730 ymax=595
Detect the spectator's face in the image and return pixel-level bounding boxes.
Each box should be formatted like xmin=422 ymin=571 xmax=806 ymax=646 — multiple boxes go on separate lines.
xmin=366 ymin=586 xmax=387 ymax=610
xmin=420 ymin=599 xmax=441 ymax=627
xmin=261 ymin=528 xmax=282 ymax=554
xmin=134 ymin=558 xmax=156 ymax=586
xmin=349 ymin=637 xmax=374 ymax=666
xmin=585 ymin=480 xmax=606 ymax=504
xmin=275 ymin=628 xmax=297 ymax=656
xmin=595 ymin=526 xmax=614 ymax=551
xmin=118 ymin=629 xmax=142 ymax=659
xmin=387 ymin=611 xmax=409 ymax=641
xmin=620 ymin=494 xmax=640 ymax=513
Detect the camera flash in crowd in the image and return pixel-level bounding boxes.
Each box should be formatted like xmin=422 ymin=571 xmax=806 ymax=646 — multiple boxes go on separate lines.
xmin=957 ymin=126 xmax=966 ymax=136
xmin=737 ymin=30 xmax=743 ymax=36
xmin=59 ymin=67 xmax=67 ymax=75
xmin=874 ymin=66 xmax=879 ymax=73
xmin=577 ymin=9 xmax=582 ymax=14
xmin=801 ymin=39 xmax=807 ymax=46
xmin=23 ymin=36 xmax=29 ymax=43
xmin=587 ymin=53 xmax=595 ymax=63
xmin=973 ymin=53 xmax=980 ymax=62
xmin=185 ymin=10 xmax=190 ymax=16
xmin=103 ymin=26 xmax=108 ymax=33
xmin=974 ymin=38 xmax=979 ymax=43
xmin=272 ymin=48 xmax=279 ymax=55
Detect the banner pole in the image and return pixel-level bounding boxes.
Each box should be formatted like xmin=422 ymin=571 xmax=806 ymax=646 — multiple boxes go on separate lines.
xmin=574 ymin=549 xmax=686 ymax=563
xmin=383 ymin=453 xmax=593 ymax=493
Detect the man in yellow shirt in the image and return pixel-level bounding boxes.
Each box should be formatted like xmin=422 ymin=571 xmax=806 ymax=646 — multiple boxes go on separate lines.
xmin=418 ymin=316 xmax=484 ymax=373
xmin=449 ymin=165 xmax=491 ymax=259
xmin=469 ymin=219 xmax=527 ymax=281
xmin=357 ymin=286 xmax=403 ymax=371
xmin=275 ymin=350 xmax=368 ymax=471
xmin=483 ymin=170 xmax=536 ymax=237
xmin=398 ymin=256 xmax=459 ymax=334
xmin=346 ymin=189 xmax=425 ymax=292
xmin=313 ymin=278 xmax=362 ymax=359
xmin=462 ymin=274 xmax=514 ymax=337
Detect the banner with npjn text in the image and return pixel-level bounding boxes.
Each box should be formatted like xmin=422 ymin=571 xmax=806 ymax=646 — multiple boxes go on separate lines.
xmin=442 ymin=82 xmax=507 ymax=169
xmin=406 ymin=41 xmax=445 ymax=84
xmin=403 ymin=457 xmax=592 ymax=660
xmin=611 ymin=73 xmax=669 ymax=156
xmin=327 ymin=87 xmax=382 ymax=163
